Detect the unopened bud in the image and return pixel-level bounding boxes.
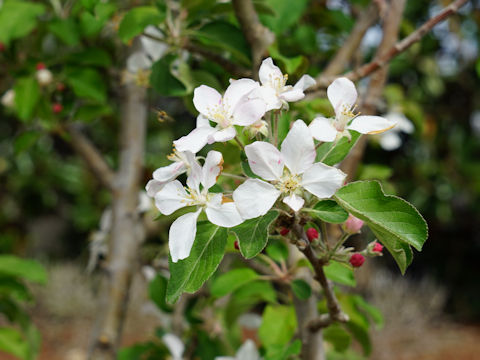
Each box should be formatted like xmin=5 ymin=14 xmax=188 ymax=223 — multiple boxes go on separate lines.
xmin=344 ymin=214 xmax=364 ymax=234
xmin=56 ymin=82 xmax=66 ymax=92
xmin=36 ymin=68 xmax=53 ymax=86
xmin=1 ymin=89 xmax=15 ymax=108
xmin=52 ymin=103 xmax=63 ymax=114
xmin=306 ymin=228 xmax=318 ymax=242
xmin=372 ymin=242 xmax=383 ymax=253
xmin=349 ymin=253 xmax=365 ymax=268
xmin=36 ymin=62 xmax=46 ymax=71
xmin=234 ymin=241 xmax=239 ymax=250
xmin=279 ymin=227 xmax=290 ymax=236
xmin=244 ymin=120 xmax=269 ymax=138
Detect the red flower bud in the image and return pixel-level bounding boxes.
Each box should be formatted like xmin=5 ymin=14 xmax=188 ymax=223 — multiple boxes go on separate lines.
xmin=279 ymin=227 xmax=290 ymax=236
xmin=234 ymin=241 xmax=239 ymax=250
xmin=0 ymin=43 xmax=5 ymax=52
xmin=372 ymin=242 xmax=383 ymax=253
xmin=306 ymin=228 xmax=319 ymax=242
xmin=36 ymin=62 xmax=46 ymax=71
xmin=56 ymin=83 xmax=65 ymax=92
xmin=52 ymin=103 xmax=63 ymax=113
xmin=349 ymin=253 xmax=365 ymax=268
xmin=344 ymin=214 xmax=364 ymax=234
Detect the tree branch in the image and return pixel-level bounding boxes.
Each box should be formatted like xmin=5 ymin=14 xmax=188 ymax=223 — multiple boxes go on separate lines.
xmin=232 ymin=0 xmax=275 ymax=79
xmin=64 ymin=124 xmax=115 ymax=190
xmin=312 ymin=0 xmax=469 ymax=89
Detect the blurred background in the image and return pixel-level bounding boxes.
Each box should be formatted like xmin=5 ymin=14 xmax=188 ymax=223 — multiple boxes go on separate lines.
xmin=0 ymin=0 xmax=479 ymax=359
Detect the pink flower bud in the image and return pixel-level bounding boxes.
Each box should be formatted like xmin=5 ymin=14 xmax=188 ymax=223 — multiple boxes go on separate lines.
xmin=279 ymin=227 xmax=290 ymax=236
xmin=306 ymin=228 xmax=318 ymax=242
xmin=52 ymin=103 xmax=63 ymax=113
xmin=234 ymin=241 xmax=239 ymax=250
xmin=344 ymin=214 xmax=364 ymax=234
xmin=349 ymin=253 xmax=365 ymax=268
xmin=372 ymin=242 xmax=383 ymax=253
xmin=36 ymin=62 xmax=46 ymax=71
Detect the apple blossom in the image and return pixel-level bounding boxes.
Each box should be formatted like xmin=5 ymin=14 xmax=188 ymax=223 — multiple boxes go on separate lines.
xmin=126 ymin=26 xmax=167 ymax=73
xmin=145 ymin=149 xmax=197 ymax=197
xmin=1 ymin=89 xmax=15 ymax=108
xmin=233 ymin=120 xmax=346 ymax=219
xmin=154 ymin=151 xmax=243 ymax=262
xmin=309 ymin=77 xmax=396 ymax=142
xmin=215 ymin=340 xmax=260 ymax=360
xmin=250 ymin=57 xmax=316 ymax=111
xmin=379 ymin=111 xmax=414 ymax=150
xmin=173 ymin=80 xmax=266 ymax=153
xmin=35 ymin=65 xmax=53 ymax=86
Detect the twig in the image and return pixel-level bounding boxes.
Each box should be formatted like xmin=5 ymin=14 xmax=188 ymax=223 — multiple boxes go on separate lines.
xmin=232 ymin=0 xmax=275 ymax=78
xmin=311 ymin=0 xmax=470 ymax=89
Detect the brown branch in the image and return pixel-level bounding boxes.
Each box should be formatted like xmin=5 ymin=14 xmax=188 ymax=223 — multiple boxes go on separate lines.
xmin=232 ymin=0 xmax=275 ymax=79
xmin=312 ymin=0 xmax=470 ymax=89
xmin=64 ymin=124 xmax=115 ymax=190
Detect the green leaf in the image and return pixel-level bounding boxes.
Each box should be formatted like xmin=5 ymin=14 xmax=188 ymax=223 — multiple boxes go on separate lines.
xmin=259 ymin=305 xmax=297 ymax=347
xmin=264 ymin=340 xmax=302 ymax=360
xmin=14 ymin=131 xmax=41 ymax=155
xmin=166 ymin=222 xmax=227 ymax=303
xmin=0 ymin=278 xmax=32 ymax=302
xmin=316 ymin=131 xmax=361 ymax=166
xmin=0 ymin=327 xmax=28 ymax=359
xmin=65 ymin=67 xmax=107 ymax=103
xmin=74 ymin=104 xmax=113 ymax=122
xmin=358 ymin=164 xmax=393 ymax=181
xmin=150 ymin=55 xmax=188 ymax=96
xmin=0 ymin=1 xmax=46 ymax=45
xmin=68 ymin=48 xmax=112 ymax=67
xmin=14 ymin=77 xmax=40 ymax=122
xmin=291 ymin=279 xmax=311 ymax=300
xmin=324 ymin=324 xmax=351 ymax=352
xmin=306 ymin=200 xmax=348 ymax=224
xmin=259 ymin=0 xmax=309 ymax=35
xmin=265 ymin=239 xmax=288 ymax=262
xmin=352 ymin=295 xmax=384 ymax=329
xmin=334 ymin=181 xmax=428 ymax=274
xmin=0 ymin=256 xmax=47 ymax=284
xmin=229 ymin=211 xmax=279 ymax=259
xmin=211 ymin=268 xmax=259 ymax=297
xmin=324 ymin=261 xmax=356 ymax=287
xmin=149 ymin=274 xmax=172 ymax=312
xmin=118 ymin=6 xmax=165 ymax=43
xmin=48 ymin=18 xmax=80 ymax=45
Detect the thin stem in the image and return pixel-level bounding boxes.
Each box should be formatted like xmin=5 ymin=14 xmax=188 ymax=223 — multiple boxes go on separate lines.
xmin=222 ymin=172 xmax=246 ymax=180
xmin=234 ymin=135 xmax=245 ymax=151
xmin=319 ymin=140 xmax=338 ymax=163
xmin=258 ymin=254 xmax=285 ymax=278
xmin=330 ymin=233 xmax=350 ymax=256
xmin=320 ymin=222 xmax=329 ymax=250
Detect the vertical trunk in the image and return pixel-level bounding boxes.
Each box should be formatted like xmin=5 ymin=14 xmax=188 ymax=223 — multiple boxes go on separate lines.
xmin=89 ymin=79 xmax=147 ymax=360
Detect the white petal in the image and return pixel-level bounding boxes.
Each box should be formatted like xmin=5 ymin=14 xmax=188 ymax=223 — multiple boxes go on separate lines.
xmin=146 ymin=179 xmax=165 ymax=197
xmin=153 ymin=162 xmax=186 ymax=183
xmin=233 ymin=98 xmax=266 ymax=126
xmin=174 ymin=126 xmax=216 ymax=153
xmin=202 ymin=150 xmax=223 ymax=190
xmin=141 ymin=26 xmax=167 ymax=61
xmin=293 ymin=74 xmax=316 ymax=91
xmin=186 ymin=158 xmax=202 ymax=192
xmin=196 ymin=114 xmax=210 ymax=128
xmin=259 ymin=57 xmax=283 ymax=86
xmin=281 ymin=120 xmax=316 ymax=175
xmin=280 ymin=88 xmax=304 ymax=102
xmin=249 ymin=86 xmax=282 ymax=111
xmin=233 ymin=179 xmax=280 ymax=219
xmin=301 ymin=163 xmax=346 ymax=199
xmin=245 ymin=141 xmax=284 ymax=181
xmin=206 ymin=195 xmax=243 ymax=227
xmin=309 ymin=116 xmax=338 ymax=142
xmin=208 ymin=127 xmax=236 ymax=144
xmin=327 ymin=77 xmax=358 ymax=115
xmin=154 ymin=180 xmax=189 ymax=215
xmin=162 ymin=333 xmax=185 ymax=360
xmin=347 ymin=115 xmax=396 ymax=134
xmin=126 ymin=52 xmax=151 ymax=72
xmin=224 ymin=78 xmax=259 ymax=112
xmin=169 ymin=209 xmax=201 ymax=263
xmin=236 ymin=340 xmax=260 ymax=360
xmin=193 ymin=85 xmax=222 ymax=116
xmin=388 ymin=112 xmax=414 ymax=133
xmin=282 ymin=193 xmax=305 ymax=212
xmin=379 ymin=132 xmax=402 ymax=151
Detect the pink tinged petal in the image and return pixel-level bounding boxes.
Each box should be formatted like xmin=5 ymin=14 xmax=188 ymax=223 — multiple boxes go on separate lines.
xmin=309 ymin=117 xmax=338 ymax=142
xmin=259 ymin=57 xmax=283 ymax=86
xmin=280 ymin=88 xmax=304 ymax=102
xmin=173 ymin=126 xmax=216 ymax=153
xmin=206 ymin=198 xmax=243 ymax=227
xmin=281 ymin=120 xmax=316 ymax=175
xmin=379 ymin=132 xmax=402 ymax=151
xmin=154 ymin=180 xmax=189 ymax=215
xmin=249 ymin=86 xmax=281 ymax=112
xmin=245 ymin=141 xmax=284 ymax=181
xmin=293 ymin=74 xmax=316 ymax=91
xmin=207 ymin=127 xmax=236 ymax=144
xmin=347 ymin=115 xmax=396 ymax=134
xmin=233 ymin=98 xmax=266 ymax=126
xmin=193 ymin=85 xmax=222 ymax=116
xmin=153 ymin=162 xmax=186 ymax=182
xmin=202 ymin=150 xmax=223 ymax=190
xmin=327 ymin=77 xmax=358 ymax=115
xmin=224 ymin=78 xmax=259 ymax=112
xmin=145 ymin=179 xmax=164 ymax=197
xmin=233 ymin=179 xmax=281 ymax=219
xmin=301 ymin=163 xmax=346 ymax=199
xmin=169 ymin=209 xmax=201 ymax=263
xmin=282 ymin=193 xmax=305 ymax=212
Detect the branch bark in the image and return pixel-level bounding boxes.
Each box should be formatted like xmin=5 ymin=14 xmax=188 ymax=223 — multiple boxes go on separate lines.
xmin=232 ymin=0 xmax=275 ymax=79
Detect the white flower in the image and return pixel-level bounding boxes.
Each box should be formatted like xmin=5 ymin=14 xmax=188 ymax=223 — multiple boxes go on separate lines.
xmin=162 ymin=333 xmax=184 ymax=360
xmin=36 ymin=69 xmax=53 ymax=86
xmin=173 ymin=79 xmax=266 ymax=153
xmin=1 ymin=89 xmax=15 ymax=108
xmin=146 ymin=149 xmax=197 ymax=197
xmin=309 ymin=77 xmax=396 ymax=142
xmin=233 ymin=120 xmax=346 ymax=219
xmin=215 ymin=340 xmax=260 ymax=360
xmin=126 ymin=26 xmax=167 ymax=73
xmin=154 ymin=151 xmax=243 ymax=262
xmin=250 ymin=57 xmax=316 ymax=111
xmin=379 ymin=112 xmax=414 ymax=151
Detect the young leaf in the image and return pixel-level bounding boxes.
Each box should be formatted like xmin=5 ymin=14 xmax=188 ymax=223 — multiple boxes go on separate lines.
xmin=14 ymin=131 xmax=41 ymax=155
xmin=323 ymin=324 xmax=352 ymax=352
xmin=316 ymin=131 xmax=361 ymax=166
xmin=291 ymin=279 xmax=311 ymax=300
xmin=150 ymin=55 xmax=188 ymax=96
xmin=0 ymin=255 xmax=47 ymax=284
xmin=210 ymin=268 xmax=259 ymax=297
xmin=334 ymin=181 xmax=428 ymax=274
xmin=0 ymin=1 xmax=45 ymax=45
xmin=48 ymin=18 xmax=80 ymax=45
xmin=306 ymin=200 xmax=348 ymax=223
xmin=149 ymin=274 xmax=172 ymax=313
xmin=0 ymin=328 xmax=29 ymax=359
xmin=259 ymin=305 xmax=297 ymax=348
xmin=229 ymin=211 xmax=279 ymax=259
xmin=65 ymin=67 xmax=107 ymax=103
xmin=14 ymin=77 xmax=40 ymax=122
xmin=166 ymin=222 xmax=227 ymax=303
xmin=118 ymin=6 xmax=165 ymax=43
xmin=324 ymin=261 xmax=356 ymax=287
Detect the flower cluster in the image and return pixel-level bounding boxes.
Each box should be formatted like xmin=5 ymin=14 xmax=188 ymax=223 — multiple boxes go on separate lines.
xmin=147 ymin=58 xmax=396 ymax=262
